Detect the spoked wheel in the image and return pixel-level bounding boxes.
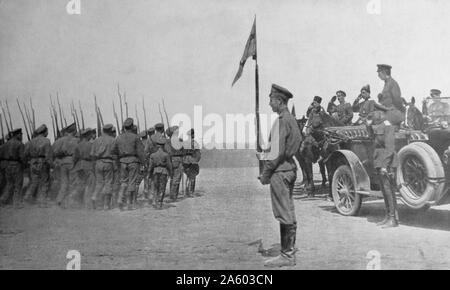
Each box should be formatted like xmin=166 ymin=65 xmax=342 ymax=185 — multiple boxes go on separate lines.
xmin=332 ymin=165 xmax=362 ymax=216
xmin=402 ymin=155 xmax=428 ymax=199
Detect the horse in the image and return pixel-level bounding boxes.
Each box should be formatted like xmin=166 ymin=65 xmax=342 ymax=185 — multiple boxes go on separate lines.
xmin=295 ymin=109 xmax=345 ymax=197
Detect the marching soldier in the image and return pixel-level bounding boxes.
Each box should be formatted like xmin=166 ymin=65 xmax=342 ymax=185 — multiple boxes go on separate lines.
xmin=112 ymin=118 xmax=145 ymax=211
xmin=134 ymin=130 xmax=149 ymax=204
xmin=182 ymin=129 xmax=201 ymax=197
xmin=23 ymin=125 xmax=53 ymax=206
xmin=257 ymin=84 xmax=302 ymax=267
xmin=166 ymin=126 xmax=184 ymax=201
xmin=0 ymin=129 xmax=25 ymax=206
xmin=70 ymin=128 xmax=94 ymax=208
xmin=53 ymin=123 xmax=78 ymax=208
xmin=328 ymin=90 xmax=353 ymax=125
xmin=148 ymin=137 xmax=173 ymax=208
xmin=91 ymin=124 xmax=117 ymax=210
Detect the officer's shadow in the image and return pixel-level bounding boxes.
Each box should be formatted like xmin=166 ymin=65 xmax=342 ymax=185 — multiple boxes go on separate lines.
xmin=248 ymin=239 xmax=280 ymax=257
xmin=319 ymin=201 xmax=450 ymax=232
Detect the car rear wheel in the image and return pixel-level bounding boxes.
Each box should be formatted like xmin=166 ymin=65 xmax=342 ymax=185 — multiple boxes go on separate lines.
xmin=397 ymin=142 xmax=445 ymax=209
xmin=332 ymin=165 xmax=362 ymax=216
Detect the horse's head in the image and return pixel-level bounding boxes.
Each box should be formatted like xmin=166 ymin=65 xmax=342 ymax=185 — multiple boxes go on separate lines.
xmin=296 ymin=115 xmax=308 ymax=133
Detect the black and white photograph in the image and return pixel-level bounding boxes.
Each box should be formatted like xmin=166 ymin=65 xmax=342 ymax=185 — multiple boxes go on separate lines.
xmin=0 ymin=0 xmax=449 ymax=272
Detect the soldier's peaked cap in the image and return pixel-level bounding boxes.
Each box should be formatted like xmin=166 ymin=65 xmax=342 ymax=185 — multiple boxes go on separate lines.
xmin=147 ymin=127 xmax=155 ymax=133
xmin=123 ymin=118 xmax=134 ymax=129
xmin=35 ymin=124 xmax=47 ymax=135
xmin=65 ymin=123 xmax=77 ymax=134
xmin=430 ymin=89 xmax=442 ymax=96
xmin=377 ymin=64 xmax=392 ymax=72
xmin=155 ymin=123 xmax=164 ymax=129
xmin=10 ymin=128 xmax=22 ymax=136
xmin=270 ymin=84 xmax=293 ymax=101
xmin=139 ymin=131 xmax=147 ymax=138
xmin=103 ymin=124 xmax=114 ymax=132
xmin=336 ymin=90 xmax=346 ymax=97
xmin=313 ymin=96 xmax=322 ymax=104
xmin=80 ymin=129 xmax=91 ymax=137
xmin=361 ymin=84 xmax=370 ymax=93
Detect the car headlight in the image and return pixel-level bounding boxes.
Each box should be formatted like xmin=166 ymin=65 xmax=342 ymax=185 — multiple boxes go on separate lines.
xmin=442 ymin=121 xmax=449 ymax=129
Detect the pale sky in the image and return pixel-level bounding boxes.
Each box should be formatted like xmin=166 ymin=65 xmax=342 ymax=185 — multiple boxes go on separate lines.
xmin=1 ymin=0 xmax=450 ymax=142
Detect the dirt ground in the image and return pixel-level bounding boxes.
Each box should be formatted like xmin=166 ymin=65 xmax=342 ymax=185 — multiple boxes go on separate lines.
xmin=1 ymin=167 xmax=449 ymax=270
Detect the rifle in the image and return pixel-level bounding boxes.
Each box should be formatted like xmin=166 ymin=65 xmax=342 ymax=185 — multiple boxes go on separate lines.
xmin=24 ymin=102 xmax=33 ymax=135
xmin=78 ymin=100 xmax=85 ymax=130
xmin=29 ymin=97 xmax=36 ymax=131
xmin=112 ymin=102 xmax=120 ymax=136
xmin=117 ymin=83 xmax=124 ymax=129
xmin=135 ymin=104 xmax=140 ymax=133
xmin=5 ymin=100 xmax=13 ymax=129
xmin=56 ymin=92 xmax=64 ymax=129
xmin=71 ymin=101 xmax=81 ymax=132
xmin=124 ymin=92 xmax=128 ymax=118
xmin=1 ymin=102 xmax=10 ymax=133
xmin=158 ymin=103 xmax=165 ymax=136
xmin=49 ymin=107 xmax=56 ymax=142
xmin=0 ymin=113 xmax=4 ymax=141
xmin=94 ymin=94 xmax=102 ymax=136
xmin=162 ymin=98 xmax=170 ymax=129
xmin=50 ymin=94 xmax=61 ymax=138
xmin=16 ymin=99 xmax=31 ymax=141
xmin=142 ymin=97 xmax=147 ymax=134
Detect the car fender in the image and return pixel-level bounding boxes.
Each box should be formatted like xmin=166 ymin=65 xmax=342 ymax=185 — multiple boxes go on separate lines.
xmin=326 ymin=149 xmax=371 ymax=193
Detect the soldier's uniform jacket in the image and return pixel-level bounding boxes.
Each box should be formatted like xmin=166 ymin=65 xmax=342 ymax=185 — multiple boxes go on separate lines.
xmin=166 ymin=140 xmax=184 ymax=166
xmin=261 ymin=108 xmax=302 ymax=179
xmin=428 ymin=100 xmax=450 ymax=117
xmin=52 ymin=135 xmax=79 ymax=165
xmin=149 ymin=148 xmax=173 ymax=176
xmin=145 ymin=132 xmax=169 ymax=156
xmin=1 ymin=138 xmax=25 ymax=165
xmin=306 ymin=107 xmax=326 ymax=131
xmin=380 ymin=77 xmax=405 ymax=125
xmin=73 ymin=139 xmax=94 ymax=172
xmin=24 ymin=135 xmax=52 ymax=166
xmin=333 ymin=102 xmax=353 ymax=125
xmin=113 ymin=131 xmax=145 ymax=164
xmin=90 ymin=134 xmax=117 ymax=162
xmin=352 ymin=99 xmax=376 ymax=119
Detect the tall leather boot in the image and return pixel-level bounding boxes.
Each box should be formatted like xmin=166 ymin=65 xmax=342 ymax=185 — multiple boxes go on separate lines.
xmin=117 ymin=185 xmax=127 ymax=211
xmin=128 ymin=192 xmax=134 ymax=210
xmin=264 ymin=224 xmax=296 ymax=267
xmin=382 ymin=183 xmax=399 ymax=228
xmin=377 ymin=175 xmax=390 ymax=226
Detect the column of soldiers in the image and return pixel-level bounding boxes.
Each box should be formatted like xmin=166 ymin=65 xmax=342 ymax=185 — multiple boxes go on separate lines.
xmin=0 ymin=116 xmax=201 ymax=211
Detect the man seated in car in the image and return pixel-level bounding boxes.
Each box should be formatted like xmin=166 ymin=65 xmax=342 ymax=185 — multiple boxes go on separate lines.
xmin=427 ymin=89 xmax=450 ymax=121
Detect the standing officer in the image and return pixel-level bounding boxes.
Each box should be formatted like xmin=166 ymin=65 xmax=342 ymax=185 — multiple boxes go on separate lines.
xmin=376 ymin=64 xmax=405 ymax=127
xmin=148 ymin=137 xmax=173 ymax=208
xmin=134 ymin=130 xmax=148 ymax=203
xmin=91 ymin=124 xmax=117 ymax=210
xmin=53 ymin=123 xmax=78 ymax=208
xmin=23 ymin=125 xmax=52 ymax=206
xmin=113 ymin=118 xmax=145 ymax=211
xmin=182 ymin=129 xmax=201 ymax=197
xmin=166 ymin=126 xmax=184 ymax=201
xmin=257 ymin=84 xmax=302 ymax=267
xmin=368 ymin=110 xmax=399 ymax=228
xmin=0 ymin=129 xmax=25 ymax=206
xmin=328 ymin=90 xmax=353 ymax=125
xmin=70 ymin=128 xmax=94 ymax=208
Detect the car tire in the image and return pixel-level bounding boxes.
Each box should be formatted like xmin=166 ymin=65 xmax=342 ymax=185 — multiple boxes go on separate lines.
xmin=397 ymin=142 xmax=445 ymax=209
xmin=331 ymin=165 xmax=362 ymax=216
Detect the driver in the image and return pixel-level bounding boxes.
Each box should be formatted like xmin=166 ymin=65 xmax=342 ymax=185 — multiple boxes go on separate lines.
xmin=427 ymin=89 xmax=449 ymax=119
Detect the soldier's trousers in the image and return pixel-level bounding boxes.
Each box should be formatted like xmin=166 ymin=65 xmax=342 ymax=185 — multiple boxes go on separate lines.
xmin=153 ymin=173 xmax=168 ymax=203
xmin=269 ymin=170 xmax=297 ymax=225
xmin=170 ymin=158 xmax=183 ymax=199
xmin=69 ymin=168 xmax=92 ymax=205
xmin=117 ymin=162 xmax=139 ymax=204
xmin=56 ymin=163 xmax=75 ymax=205
xmin=0 ymin=162 xmax=23 ymax=205
xmin=92 ymin=160 xmax=114 ymax=206
xmin=24 ymin=159 xmax=50 ymax=204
